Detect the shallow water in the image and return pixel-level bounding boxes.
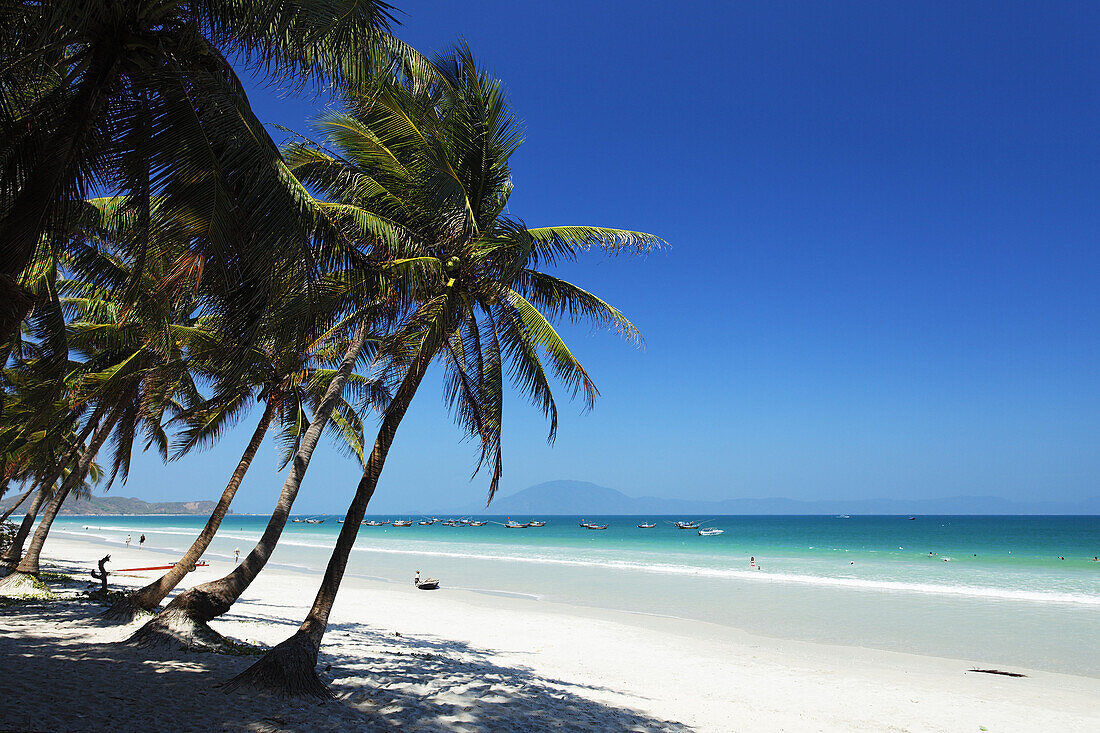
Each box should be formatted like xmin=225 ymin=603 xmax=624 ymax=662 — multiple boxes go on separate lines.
xmin=51 ymin=514 xmax=1100 ymax=676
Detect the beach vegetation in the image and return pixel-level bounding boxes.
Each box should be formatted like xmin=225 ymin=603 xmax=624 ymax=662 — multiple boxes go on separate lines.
xmin=224 ymin=44 xmax=659 ymax=697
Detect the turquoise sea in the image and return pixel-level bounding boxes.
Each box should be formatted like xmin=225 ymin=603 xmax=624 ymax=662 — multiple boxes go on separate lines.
xmin=50 ymin=514 xmax=1100 ymax=676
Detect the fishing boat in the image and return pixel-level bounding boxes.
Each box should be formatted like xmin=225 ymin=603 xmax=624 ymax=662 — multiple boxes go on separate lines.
xmin=637 ymin=523 xmax=656 ymax=528
xmin=908 ymin=516 xmax=917 ymax=520
xmin=292 ymin=518 xmax=305 ymax=523
xmin=363 ymin=520 xmax=385 ymax=526
xmin=468 ymin=520 xmax=486 ymax=526
xmin=527 ymin=521 xmax=546 ymax=527
xmin=674 ymin=521 xmax=700 ymax=529
xmin=441 ymin=520 xmax=459 ymax=526
xmin=391 ymin=520 xmax=413 ymax=527
xmin=418 ymin=519 xmax=437 ymax=525
xmin=583 ymin=523 xmax=609 ymax=530
xmin=337 ymin=518 xmax=345 ymax=524
xmin=416 ymin=577 xmax=440 ymax=590
xmin=698 ymin=528 xmax=724 ymax=536
xmin=504 ymin=520 xmax=528 ymax=528
xmin=305 ymin=518 xmax=325 ymax=524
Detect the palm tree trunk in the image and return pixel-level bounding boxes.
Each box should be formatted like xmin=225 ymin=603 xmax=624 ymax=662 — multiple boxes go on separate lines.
xmin=6 ymin=411 xmax=119 ymax=579
xmin=103 ymin=398 xmax=277 ymax=622
xmin=225 ymin=342 xmax=433 ymax=697
xmin=0 ymin=484 xmax=48 ymax=569
xmin=0 ymin=414 xmax=98 ymax=568
xmin=129 ymin=323 xmax=371 ymax=650
xmin=0 ymin=46 xmax=121 ymax=343
xmin=0 ymin=484 xmax=37 ymax=525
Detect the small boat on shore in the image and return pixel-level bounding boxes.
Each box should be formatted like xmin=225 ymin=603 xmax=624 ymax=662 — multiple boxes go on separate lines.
xmin=637 ymin=523 xmax=656 ymax=528
xmin=698 ymin=528 xmax=724 ymax=536
xmin=416 ymin=578 xmax=440 ymax=590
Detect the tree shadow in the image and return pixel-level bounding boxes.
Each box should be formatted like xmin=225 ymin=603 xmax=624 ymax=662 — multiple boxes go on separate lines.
xmin=0 ymin=600 xmax=691 ymax=732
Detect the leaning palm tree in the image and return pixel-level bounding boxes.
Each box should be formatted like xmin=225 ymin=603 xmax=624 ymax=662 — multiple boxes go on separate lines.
xmin=103 ymin=302 xmax=387 ymax=621
xmin=0 ymin=0 xmax=406 ymax=344
xmin=223 ymin=46 xmax=661 ymax=695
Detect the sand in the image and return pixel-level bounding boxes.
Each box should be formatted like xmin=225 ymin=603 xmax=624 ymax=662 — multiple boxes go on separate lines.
xmin=0 ymin=535 xmax=1097 ymax=732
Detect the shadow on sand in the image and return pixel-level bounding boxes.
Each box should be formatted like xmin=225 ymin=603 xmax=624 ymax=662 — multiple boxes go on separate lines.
xmin=0 ymin=596 xmax=690 ymax=732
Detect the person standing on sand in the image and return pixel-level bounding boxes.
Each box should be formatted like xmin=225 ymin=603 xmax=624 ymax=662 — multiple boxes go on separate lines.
xmin=125 ymin=535 xmax=131 ymax=548
xmin=414 ymin=570 xmax=420 ymax=586
xmin=139 ymin=534 xmax=145 ymax=549
xmin=235 ymin=548 xmax=240 ymax=564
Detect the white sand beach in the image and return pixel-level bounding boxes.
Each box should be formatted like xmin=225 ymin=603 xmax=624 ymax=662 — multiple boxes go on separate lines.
xmin=1 ymin=535 xmax=1097 ymax=732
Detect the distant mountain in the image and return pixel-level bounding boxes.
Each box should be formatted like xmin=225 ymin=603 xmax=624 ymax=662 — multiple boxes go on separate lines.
xmin=0 ymin=493 xmax=222 ymax=516
xmin=475 ymin=480 xmax=1100 ymax=515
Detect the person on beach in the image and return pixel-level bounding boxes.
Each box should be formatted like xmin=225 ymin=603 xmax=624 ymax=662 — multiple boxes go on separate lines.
xmin=414 ymin=570 xmax=421 ymax=586
xmin=750 ymin=556 xmax=757 ymax=570
xmin=139 ymin=534 xmax=145 ymax=549
xmin=234 ymin=547 xmax=240 ymax=563
xmin=125 ymin=534 xmax=131 ymax=548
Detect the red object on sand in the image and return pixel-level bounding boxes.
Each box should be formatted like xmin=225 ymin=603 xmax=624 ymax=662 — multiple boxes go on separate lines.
xmin=115 ymin=561 xmax=209 ymax=572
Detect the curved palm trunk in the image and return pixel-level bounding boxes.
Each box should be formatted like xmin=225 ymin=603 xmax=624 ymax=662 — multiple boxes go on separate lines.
xmin=103 ymin=398 xmax=277 ymax=622
xmin=6 ymin=411 xmax=119 ymax=579
xmin=129 ymin=324 xmax=370 ymax=649
xmin=226 ymin=345 xmax=433 ymax=696
xmin=0 ymin=48 xmax=121 ymax=343
xmin=1 ymin=411 xmax=99 ymax=565
xmin=0 ymin=484 xmax=48 ymax=568
xmin=0 ymin=484 xmax=38 ymax=525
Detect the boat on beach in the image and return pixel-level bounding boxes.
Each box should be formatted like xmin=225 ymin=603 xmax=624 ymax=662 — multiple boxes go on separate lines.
xmin=415 ymin=577 xmax=440 ymax=590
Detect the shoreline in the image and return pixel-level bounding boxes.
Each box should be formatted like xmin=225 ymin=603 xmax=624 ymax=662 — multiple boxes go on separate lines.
xmin=1 ymin=534 xmax=1096 ymax=731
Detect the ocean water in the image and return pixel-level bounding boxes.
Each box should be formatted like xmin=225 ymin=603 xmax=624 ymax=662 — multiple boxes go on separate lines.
xmin=50 ymin=514 xmax=1100 ymax=676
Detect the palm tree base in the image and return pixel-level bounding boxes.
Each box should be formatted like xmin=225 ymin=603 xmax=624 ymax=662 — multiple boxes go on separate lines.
xmin=126 ymin=602 xmax=232 ymax=651
xmin=0 ymin=570 xmax=41 ymax=596
xmin=101 ymin=594 xmax=157 ymax=624
xmin=223 ymin=630 xmax=332 ymax=699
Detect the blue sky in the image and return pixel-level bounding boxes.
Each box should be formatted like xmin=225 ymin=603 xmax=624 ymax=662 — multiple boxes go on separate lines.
xmin=120 ymin=1 xmax=1099 ymax=512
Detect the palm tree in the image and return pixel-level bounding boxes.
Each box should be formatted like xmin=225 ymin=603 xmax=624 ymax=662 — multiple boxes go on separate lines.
xmin=103 ymin=304 xmax=386 ymax=621
xmin=0 ymin=0 xmax=403 ymax=345
xmin=0 ymin=217 xmax=205 ymax=586
xmin=224 ymin=46 xmax=661 ymax=696
xmin=128 ymin=318 xmax=378 ymax=648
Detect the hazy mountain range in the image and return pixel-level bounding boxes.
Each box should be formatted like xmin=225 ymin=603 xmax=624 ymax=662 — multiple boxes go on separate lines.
xmin=0 ymin=494 xmax=221 ymax=516
xmin=451 ymin=480 xmax=1100 ymax=516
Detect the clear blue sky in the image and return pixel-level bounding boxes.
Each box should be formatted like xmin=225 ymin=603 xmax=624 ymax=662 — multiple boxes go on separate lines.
xmin=119 ymin=1 xmax=1099 ymax=513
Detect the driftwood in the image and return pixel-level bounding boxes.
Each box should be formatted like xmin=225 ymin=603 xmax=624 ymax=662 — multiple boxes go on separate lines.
xmin=90 ymin=554 xmax=111 ymax=599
